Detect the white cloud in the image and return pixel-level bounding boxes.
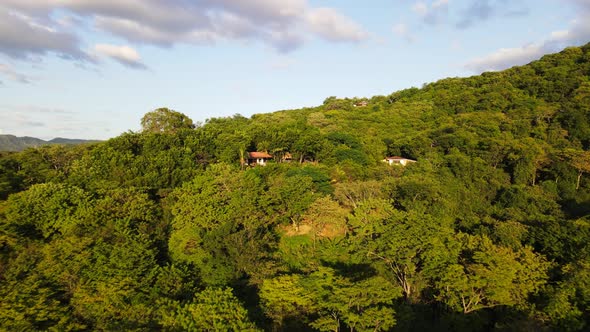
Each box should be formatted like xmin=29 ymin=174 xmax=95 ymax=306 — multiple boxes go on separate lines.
xmin=93 ymin=16 xmax=178 ymax=47
xmin=0 ymin=9 xmax=89 ymax=61
xmin=465 ymin=44 xmax=544 ymax=72
xmin=571 ymin=0 xmax=590 ymax=12
xmin=210 ymin=0 xmax=307 ymax=23
xmin=0 ymin=0 xmax=369 ymax=64
xmin=93 ymin=44 xmax=147 ymax=69
xmin=456 ymin=0 xmax=528 ymax=29
xmin=464 ymin=5 xmax=590 ymax=73
xmin=410 ymin=0 xmax=529 ymax=29
xmin=549 ymin=17 xmax=590 ymax=46
xmin=412 ymin=0 xmax=449 ymax=25
xmin=306 ymin=7 xmax=368 ymax=42
xmin=0 ymin=64 xmax=33 ymax=83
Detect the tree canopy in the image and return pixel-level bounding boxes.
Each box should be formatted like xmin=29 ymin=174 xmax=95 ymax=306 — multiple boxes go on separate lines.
xmin=141 ymin=107 xmax=195 ymax=134
xmin=1 ymin=43 xmax=590 ymax=331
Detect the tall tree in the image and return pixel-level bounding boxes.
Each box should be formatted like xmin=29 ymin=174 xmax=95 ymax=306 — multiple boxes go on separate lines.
xmin=436 ymin=234 xmax=549 ymax=314
xmin=562 ymin=148 xmax=590 ymax=190
xmin=141 ymin=107 xmax=195 ymax=134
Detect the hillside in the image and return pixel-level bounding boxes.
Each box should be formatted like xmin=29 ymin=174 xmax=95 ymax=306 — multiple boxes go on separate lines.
xmin=0 ymin=44 xmax=589 ymax=331
xmin=0 ymin=134 xmax=99 ymax=151
xmin=0 ymin=135 xmax=46 ymax=151
xmin=47 ymin=137 xmax=99 ymax=145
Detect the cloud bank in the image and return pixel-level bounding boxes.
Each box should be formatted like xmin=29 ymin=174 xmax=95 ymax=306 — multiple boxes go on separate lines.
xmin=0 ymin=0 xmax=369 ymax=68
xmin=465 ymin=0 xmax=590 ymax=72
xmin=456 ymin=0 xmax=528 ymax=29
xmin=0 ymin=10 xmax=88 ymax=61
xmin=396 ymin=1 xmax=528 ymax=43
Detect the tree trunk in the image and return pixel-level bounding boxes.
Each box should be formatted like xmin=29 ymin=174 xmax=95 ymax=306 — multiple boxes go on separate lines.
xmin=239 ymin=149 xmax=245 ymax=170
xmin=577 ymin=171 xmax=582 ymax=190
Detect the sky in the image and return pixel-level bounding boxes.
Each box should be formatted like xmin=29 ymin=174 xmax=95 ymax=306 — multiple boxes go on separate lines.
xmin=0 ymin=0 xmax=589 ymax=140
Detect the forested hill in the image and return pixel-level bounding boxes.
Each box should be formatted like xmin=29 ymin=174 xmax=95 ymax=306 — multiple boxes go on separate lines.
xmin=0 ymin=134 xmax=99 ymax=151
xmin=0 ymin=44 xmax=589 ymax=331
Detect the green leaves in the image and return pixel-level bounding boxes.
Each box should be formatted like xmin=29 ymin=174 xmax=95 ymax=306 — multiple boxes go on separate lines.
xmin=3 ymin=183 xmax=91 ymax=239
xmin=350 ymin=206 xmax=457 ymax=301
xmin=437 ymin=235 xmax=549 ymax=314
xmin=169 ymin=166 xmax=280 ymax=285
xmin=260 ymin=267 xmax=400 ymax=331
xmin=141 ymin=107 xmax=195 ymax=134
xmin=161 ymin=288 xmax=260 ymax=331
xmin=3 ymin=43 xmax=590 ymax=331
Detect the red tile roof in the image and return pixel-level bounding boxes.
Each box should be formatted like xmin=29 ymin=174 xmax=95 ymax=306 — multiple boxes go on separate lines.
xmin=248 ymin=152 xmax=273 ymax=159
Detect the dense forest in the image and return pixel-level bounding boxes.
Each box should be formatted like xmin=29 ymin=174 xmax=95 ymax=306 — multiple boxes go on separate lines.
xmin=1 ymin=43 xmax=590 ymax=331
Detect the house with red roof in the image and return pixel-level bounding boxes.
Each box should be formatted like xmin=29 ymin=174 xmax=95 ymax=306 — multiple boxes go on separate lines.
xmin=246 ymin=152 xmax=273 ymax=166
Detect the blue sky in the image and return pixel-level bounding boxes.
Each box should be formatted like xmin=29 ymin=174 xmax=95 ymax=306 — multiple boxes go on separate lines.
xmin=0 ymin=0 xmax=588 ymax=140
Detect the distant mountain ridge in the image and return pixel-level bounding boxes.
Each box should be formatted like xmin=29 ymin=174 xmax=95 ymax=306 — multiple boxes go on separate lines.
xmin=0 ymin=134 xmax=99 ymax=152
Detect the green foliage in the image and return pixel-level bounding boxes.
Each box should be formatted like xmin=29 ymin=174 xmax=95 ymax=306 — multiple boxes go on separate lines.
xmin=0 ymin=152 xmax=23 ymax=199
xmin=543 ymin=243 xmax=590 ymax=331
xmin=286 ymin=165 xmax=333 ymax=194
xmin=169 ymin=165 xmax=279 ymax=285
xmin=303 ymin=267 xmax=399 ymax=332
xmin=350 ymin=207 xmax=458 ymax=302
xmin=141 ymin=107 xmax=195 ymax=134
xmin=160 ymin=287 xmax=260 ymax=331
xmin=0 ymin=244 xmax=84 ymax=331
xmin=260 ymin=267 xmax=400 ymax=331
xmin=2 ymin=44 xmax=590 ymax=330
xmin=437 ymin=234 xmax=549 ymax=314
xmin=3 ymin=183 xmax=91 ymax=239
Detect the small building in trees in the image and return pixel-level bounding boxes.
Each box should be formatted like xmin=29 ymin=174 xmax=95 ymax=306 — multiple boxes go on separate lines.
xmin=353 ymin=100 xmax=369 ymax=107
xmin=383 ymin=156 xmax=416 ymax=166
xmin=282 ymin=152 xmax=293 ymax=163
xmin=246 ymin=152 xmax=273 ymax=166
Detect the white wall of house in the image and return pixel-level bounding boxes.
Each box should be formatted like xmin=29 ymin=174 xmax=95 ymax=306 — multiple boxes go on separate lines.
xmin=383 ymin=158 xmax=415 ymax=166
